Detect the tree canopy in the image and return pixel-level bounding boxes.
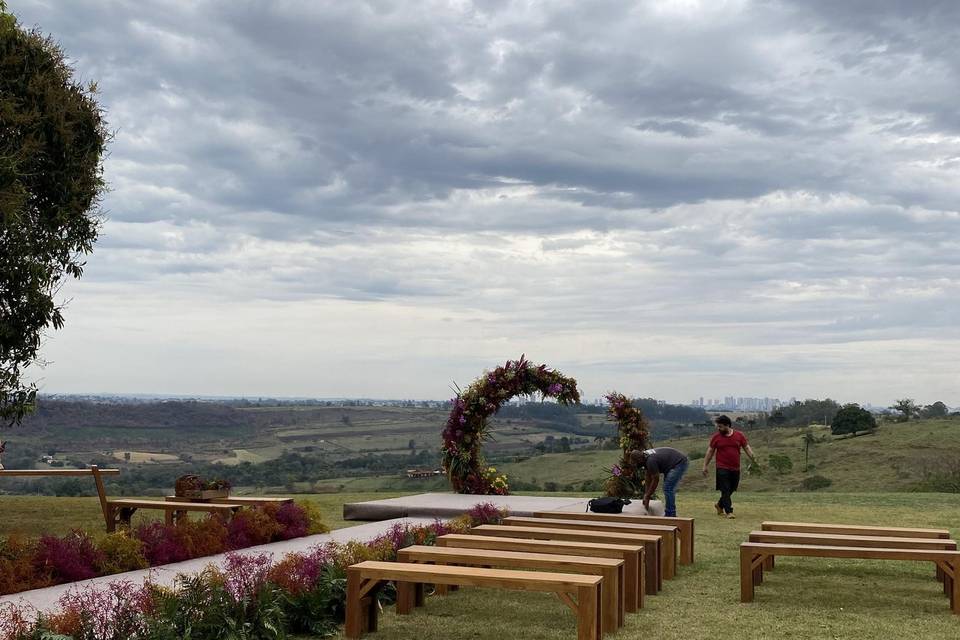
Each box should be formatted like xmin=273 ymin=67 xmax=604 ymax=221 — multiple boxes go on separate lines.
xmin=0 ymin=2 xmax=108 ymax=426
xmin=831 ymin=404 xmax=877 ymax=436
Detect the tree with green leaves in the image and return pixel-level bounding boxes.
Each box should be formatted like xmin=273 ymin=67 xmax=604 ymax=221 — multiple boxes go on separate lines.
xmin=1 ymin=2 xmax=108 ymax=426
xmin=890 ymin=398 xmax=919 ymax=422
xmin=831 ymin=404 xmax=877 ymax=436
xmin=922 ymin=401 xmax=949 ymax=419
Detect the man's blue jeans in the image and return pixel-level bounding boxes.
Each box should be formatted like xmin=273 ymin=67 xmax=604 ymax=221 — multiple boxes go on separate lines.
xmin=662 ymin=459 xmax=689 ymax=517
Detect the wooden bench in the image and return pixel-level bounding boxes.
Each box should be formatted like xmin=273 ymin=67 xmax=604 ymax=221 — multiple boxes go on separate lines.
xmin=165 ymin=496 xmax=293 ymax=506
xmin=761 ymin=521 xmax=951 ymax=539
xmin=533 ymin=510 xmax=695 ymax=566
xmin=507 ymin=515 xmax=679 ymax=580
xmin=105 ymin=498 xmax=239 ymax=532
xmin=437 ymin=533 xmax=645 ymax=612
xmin=473 ymin=523 xmax=662 ymax=595
xmin=397 ymin=545 xmax=624 ymax=634
xmin=740 ymin=542 xmax=960 ymax=614
xmin=751 ymin=529 xmax=959 ymax=580
xmin=345 ymin=560 xmax=602 ymax=639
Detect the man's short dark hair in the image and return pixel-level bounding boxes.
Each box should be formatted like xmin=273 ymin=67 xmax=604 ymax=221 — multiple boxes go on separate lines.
xmin=715 ymin=415 xmax=732 ymax=427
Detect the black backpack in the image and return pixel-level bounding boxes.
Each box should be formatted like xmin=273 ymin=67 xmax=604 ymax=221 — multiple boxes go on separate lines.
xmin=586 ymin=496 xmax=631 ymax=514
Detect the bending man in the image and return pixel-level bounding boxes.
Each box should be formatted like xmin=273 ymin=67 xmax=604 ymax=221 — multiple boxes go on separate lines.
xmin=631 ymin=447 xmax=689 ymax=517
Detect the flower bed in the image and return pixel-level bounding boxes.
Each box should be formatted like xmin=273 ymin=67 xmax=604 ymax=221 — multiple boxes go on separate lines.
xmin=0 ymin=501 xmax=327 ymax=597
xmin=0 ymin=502 xmax=506 ymax=640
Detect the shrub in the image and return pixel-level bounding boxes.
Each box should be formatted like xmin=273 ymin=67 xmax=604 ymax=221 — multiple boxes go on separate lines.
xmin=34 ymin=530 xmax=104 ymax=583
xmin=0 ymin=534 xmax=47 ymax=596
xmin=227 ymin=508 xmax=283 ymax=549
xmin=800 ymin=475 xmax=832 ymax=491
xmin=95 ymin=532 xmax=148 ymax=575
xmin=464 ymin=502 xmax=508 ymax=527
xmin=273 ymin=502 xmax=311 ymax=540
xmin=295 ymin=500 xmax=331 ymax=535
xmin=177 ymin=516 xmax=229 ymax=558
xmin=44 ymin=580 xmax=155 ymax=640
xmin=768 ymin=454 xmax=793 ymax=475
xmin=135 ymin=522 xmax=190 ymax=566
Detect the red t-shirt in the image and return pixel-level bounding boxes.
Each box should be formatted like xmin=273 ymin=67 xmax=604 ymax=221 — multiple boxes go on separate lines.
xmin=710 ymin=430 xmax=748 ymax=471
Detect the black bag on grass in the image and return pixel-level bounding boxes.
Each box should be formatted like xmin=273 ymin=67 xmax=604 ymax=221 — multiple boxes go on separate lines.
xmin=586 ymin=497 xmax=631 ymax=514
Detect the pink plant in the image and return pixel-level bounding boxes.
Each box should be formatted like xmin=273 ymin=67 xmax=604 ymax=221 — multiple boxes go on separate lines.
xmin=465 ymin=502 xmax=508 ymax=526
xmin=222 ymin=552 xmax=273 ymax=601
xmin=273 ymin=502 xmax=310 ymax=540
xmin=135 ymin=522 xmax=190 ymax=566
xmin=47 ymin=579 xmax=155 ymax=639
xmin=33 ymin=530 xmax=104 ymax=583
xmin=0 ymin=601 xmax=35 ymax=640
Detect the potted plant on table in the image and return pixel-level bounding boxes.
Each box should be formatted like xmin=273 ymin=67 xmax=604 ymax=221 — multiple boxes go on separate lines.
xmin=175 ymin=474 xmax=232 ymax=500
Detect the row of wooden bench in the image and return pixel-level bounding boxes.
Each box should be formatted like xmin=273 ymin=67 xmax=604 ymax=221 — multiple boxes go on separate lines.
xmin=740 ymin=521 xmax=960 ymax=614
xmin=346 ymin=510 xmax=695 ymax=640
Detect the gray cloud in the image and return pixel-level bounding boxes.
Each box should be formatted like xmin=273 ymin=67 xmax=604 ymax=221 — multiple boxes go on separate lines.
xmin=11 ymin=0 xmax=960 ymax=404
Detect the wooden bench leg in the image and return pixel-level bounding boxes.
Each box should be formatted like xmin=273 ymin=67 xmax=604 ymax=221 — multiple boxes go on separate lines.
xmin=345 ymin=568 xmax=365 ymax=638
xmin=763 ymin=556 xmax=774 ymax=571
xmin=600 ymin=567 xmax=619 ymax=634
xmin=576 ymin=584 xmax=601 ymax=640
xmin=740 ymin=547 xmax=755 ymax=603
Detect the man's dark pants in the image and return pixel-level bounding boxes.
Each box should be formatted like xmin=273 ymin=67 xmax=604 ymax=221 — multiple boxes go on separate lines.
xmin=716 ymin=468 xmax=740 ymax=514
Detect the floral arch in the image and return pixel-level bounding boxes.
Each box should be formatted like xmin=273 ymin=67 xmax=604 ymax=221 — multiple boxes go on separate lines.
xmin=441 ymin=356 xmax=580 ymax=495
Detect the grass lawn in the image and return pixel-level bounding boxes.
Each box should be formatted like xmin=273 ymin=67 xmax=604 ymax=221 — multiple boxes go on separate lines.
xmin=320 ymin=491 xmax=960 ymax=640
xmin=4 ymin=490 xmax=960 ymax=638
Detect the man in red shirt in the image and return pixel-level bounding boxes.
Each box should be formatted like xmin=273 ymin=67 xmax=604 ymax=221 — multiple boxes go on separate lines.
xmin=701 ymin=415 xmax=757 ymax=519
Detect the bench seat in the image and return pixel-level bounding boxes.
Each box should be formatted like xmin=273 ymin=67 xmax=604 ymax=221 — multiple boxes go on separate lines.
xmin=397 ymin=544 xmax=624 ymax=634
xmin=740 ymin=542 xmax=960 ymax=614
xmin=761 ymin=521 xmax=951 ymax=539
xmin=345 ymin=560 xmax=602 ymax=639
xmin=506 ymin=515 xmax=679 ymax=580
xmin=533 ymin=511 xmax=695 ymax=565
xmin=473 ymin=523 xmax=662 ymax=595
xmin=437 ymin=533 xmax=645 ymax=612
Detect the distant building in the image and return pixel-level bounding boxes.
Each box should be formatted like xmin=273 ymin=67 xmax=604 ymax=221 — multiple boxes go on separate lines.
xmin=406 ymin=468 xmax=443 ymax=479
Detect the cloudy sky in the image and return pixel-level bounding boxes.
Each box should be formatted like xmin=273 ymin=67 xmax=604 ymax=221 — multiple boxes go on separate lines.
xmin=13 ymin=0 xmax=960 ymax=406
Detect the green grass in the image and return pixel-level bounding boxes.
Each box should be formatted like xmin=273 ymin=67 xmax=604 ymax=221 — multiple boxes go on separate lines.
xmin=319 ymin=491 xmax=960 ymax=640
xmin=5 ymin=490 xmax=960 ymax=638
xmin=500 ymin=418 xmax=960 ymax=492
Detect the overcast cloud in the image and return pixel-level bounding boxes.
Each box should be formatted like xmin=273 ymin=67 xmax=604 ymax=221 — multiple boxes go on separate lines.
xmin=13 ymin=0 xmax=959 ymax=406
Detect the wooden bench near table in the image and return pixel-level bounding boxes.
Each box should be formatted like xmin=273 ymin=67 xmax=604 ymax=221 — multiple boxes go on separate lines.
xmin=437 ymin=533 xmax=645 ymax=612
xmin=532 ymin=510 xmax=695 ymax=566
xmin=397 ymin=545 xmax=624 ymax=635
xmin=740 ymin=542 xmax=960 ymax=614
xmin=345 ymin=560 xmax=603 ymax=640
xmin=472 ymin=523 xmax=662 ymax=596
xmin=505 ymin=515 xmax=679 ymax=580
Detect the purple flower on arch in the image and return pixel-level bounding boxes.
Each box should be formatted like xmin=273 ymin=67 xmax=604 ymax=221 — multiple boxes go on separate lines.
xmin=612 ymin=465 xmax=622 ymax=477
xmin=548 ymin=383 xmax=563 ymax=395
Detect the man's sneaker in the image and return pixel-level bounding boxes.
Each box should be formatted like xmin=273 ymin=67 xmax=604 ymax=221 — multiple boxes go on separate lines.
xmin=714 ymin=503 xmax=723 ymax=516
xmin=726 ymin=513 xmax=736 ymax=519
